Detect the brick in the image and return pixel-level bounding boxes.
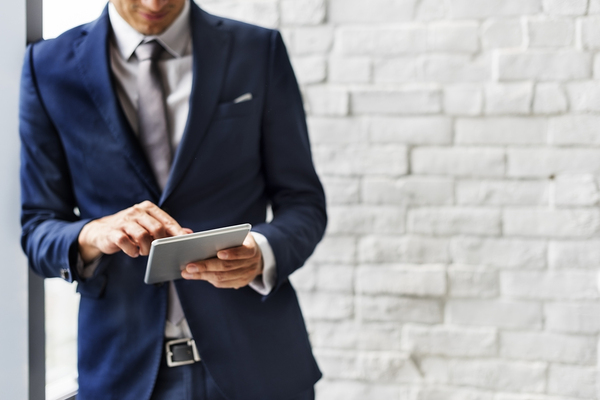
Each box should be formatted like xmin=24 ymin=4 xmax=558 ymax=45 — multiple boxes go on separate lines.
xmin=504 ymin=208 xmax=600 ymax=238
xmin=289 ymin=262 xmax=316 ymax=291
xmin=329 ymin=57 xmax=371 ymax=83
xmin=484 ymin=83 xmax=533 ymax=115
xmin=495 ymin=394 xmax=581 ymax=400
xmin=443 ymin=84 xmax=483 ymax=116
xmin=501 ymin=271 xmax=599 ymax=300
xmin=533 ymin=82 xmax=568 ymax=114
xmin=412 ymin=147 xmax=505 ymax=177
xmin=292 ymin=56 xmax=326 ymax=84
xmin=446 ymin=300 xmax=542 ymax=329
xmin=359 ymin=351 xmax=423 ymax=383
xmin=357 ymin=265 xmax=446 ymax=297
xmin=448 ymin=265 xmax=499 ymax=298
xmin=553 ymin=174 xmax=600 ymax=206
xmin=427 ymin=22 xmax=479 ymax=53
xmin=360 ymin=146 xmax=409 ymax=176
xmin=415 ymin=0 xmax=449 ymax=21
xmin=370 ymin=116 xmax=452 ymax=145
xmin=451 ymin=237 xmax=546 ymax=269
xmin=337 ymin=27 xmax=427 ymax=56
xmin=456 ymin=117 xmax=546 ymax=144
xmin=456 ymin=179 xmax=549 ymax=206
xmin=316 ymin=380 xmax=416 ymax=400
xmin=321 ymin=176 xmax=360 ymax=205
xmin=373 ymin=57 xmax=420 ymax=83
xmin=482 ymin=19 xmax=523 ymax=49
xmin=327 ymin=206 xmax=405 ymax=234
xmin=297 ymin=292 xmax=354 ymax=320
xmin=313 ymin=145 xmax=408 ymax=176
xmin=309 ymin=321 xmax=404 ymax=351
xmin=315 ymin=264 xmax=354 ymax=293
xmin=565 ymin=81 xmax=600 ymax=112
xmin=291 ymin=26 xmax=333 ymax=54
xmin=313 ymin=350 xmax=357 ymax=381
xmin=420 ymin=357 xmax=546 ymax=392
xmin=581 ymin=16 xmax=600 ymax=49
xmin=307 ymin=117 xmax=368 ymax=144
xmin=305 ymin=85 xmax=348 ymax=115
xmin=201 ymin=1 xmax=279 ymax=28
xmin=362 ymin=177 xmax=454 ymax=205
xmin=507 ymin=148 xmax=600 ymax=178
xmin=408 ymin=207 xmax=501 ymax=236
xmin=528 ymin=17 xmax=574 ymax=47
xmin=448 ymin=0 xmax=541 ymax=18
xmin=328 ymin=0 xmax=416 ymax=23
xmin=549 ymin=240 xmax=600 ymax=269
xmin=594 ymin=54 xmax=600 ymax=79
xmin=358 ymin=235 xmax=450 ymax=264
xmin=403 ymin=324 xmax=496 ymax=357
xmin=497 ymin=50 xmax=591 ymax=81
xmin=416 ymin=386 xmax=493 ymax=400
xmin=280 ymin=0 xmax=325 ymax=25
xmin=547 ymin=364 xmax=597 ymax=398
xmin=545 ymin=302 xmax=600 ymax=333
xmin=500 ymin=331 xmax=597 ymax=365
xmin=310 ymin=235 xmax=355 ymax=264
xmin=542 ymin=0 xmax=589 ymax=15
xmin=351 ymin=88 xmax=442 ymax=115
xmin=358 ymin=295 xmax=443 ymax=323
xmin=595 ymin=53 xmax=600 ymax=79
xmin=423 ymin=54 xmax=491 ymax=82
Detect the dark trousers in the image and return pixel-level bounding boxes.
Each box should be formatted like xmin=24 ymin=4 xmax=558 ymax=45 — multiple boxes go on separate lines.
xmin=150 ymin=357 xmax=315 ymax=400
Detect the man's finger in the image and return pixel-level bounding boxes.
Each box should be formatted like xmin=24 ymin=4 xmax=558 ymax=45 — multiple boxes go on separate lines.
xmin=185 ymin=257 xmax=253 ymax=273
xmin=131 ymin=212 xmax=167 ymax=240
xmin=217 ymin=235 xmax=257 ymax=260
xmin=123 ymin=223 xmax=154 ymax=255
xmin=182 ymin=265 xmax=258 ymax=285
xmin=109 ymin=230 xmax=140 ymax=258
xmin=136 ymin=201 xmax=188 ymax=236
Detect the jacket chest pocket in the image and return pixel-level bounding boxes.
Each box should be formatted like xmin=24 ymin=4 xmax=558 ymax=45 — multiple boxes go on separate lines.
xmin=212 ymin=97 xmax=255 ymax=120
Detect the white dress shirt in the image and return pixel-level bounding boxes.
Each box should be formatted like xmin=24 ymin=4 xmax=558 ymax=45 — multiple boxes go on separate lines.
xmin=79 ymin=1 xmax=277 ymax=338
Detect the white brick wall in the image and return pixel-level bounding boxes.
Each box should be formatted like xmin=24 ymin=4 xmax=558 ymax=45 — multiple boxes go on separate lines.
xmin=197 ymin=1 xmax=600 ymax=398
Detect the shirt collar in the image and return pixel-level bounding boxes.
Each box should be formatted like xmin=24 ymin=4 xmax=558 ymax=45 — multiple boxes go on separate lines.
xmin=108 ymin=0 xmax=191 ymax=60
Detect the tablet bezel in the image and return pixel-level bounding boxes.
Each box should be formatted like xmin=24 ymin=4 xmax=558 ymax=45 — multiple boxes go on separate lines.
xmin=144 ymin=223 xmax=252 ymax=285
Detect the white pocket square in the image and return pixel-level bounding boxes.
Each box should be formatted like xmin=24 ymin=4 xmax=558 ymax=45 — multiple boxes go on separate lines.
xmin=233 ymin=93 xmax=253 ymax=104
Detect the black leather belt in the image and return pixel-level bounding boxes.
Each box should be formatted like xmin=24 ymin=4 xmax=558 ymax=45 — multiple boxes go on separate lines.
xmin=165 ymin=338 xmax=201 ymax=367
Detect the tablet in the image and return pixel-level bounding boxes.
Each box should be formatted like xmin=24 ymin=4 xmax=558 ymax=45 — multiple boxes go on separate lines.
xmin=144 ymin=223 xmax=252 ymax=284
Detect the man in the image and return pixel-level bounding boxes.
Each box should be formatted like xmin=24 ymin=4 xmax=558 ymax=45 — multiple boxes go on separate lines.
xmin=19 ymin=0 xmax=327 ymax=399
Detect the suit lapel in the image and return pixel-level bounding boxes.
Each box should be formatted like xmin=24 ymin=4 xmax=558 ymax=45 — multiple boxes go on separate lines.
xmin=160 ymin=4 xmax=232 ymax=204
xmin=75 ymin=7 xmax=162 ymax=200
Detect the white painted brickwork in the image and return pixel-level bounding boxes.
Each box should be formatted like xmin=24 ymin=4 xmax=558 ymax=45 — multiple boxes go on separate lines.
xmin=196 ymin=0 xmax=600 ymax=398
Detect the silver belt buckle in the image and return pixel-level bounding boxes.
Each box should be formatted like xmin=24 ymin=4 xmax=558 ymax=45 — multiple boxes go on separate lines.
xmin=165 ymin=338 xmax=201 ymax=367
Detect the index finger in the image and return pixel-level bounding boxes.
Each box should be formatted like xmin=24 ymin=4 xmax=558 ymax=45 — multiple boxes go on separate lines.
xmin=138 ymin=201 xmax=187 ymax=237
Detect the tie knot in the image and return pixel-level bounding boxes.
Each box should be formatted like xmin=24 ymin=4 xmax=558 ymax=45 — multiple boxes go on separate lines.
xmin=135 ymin=40 xmax=164 ymax=62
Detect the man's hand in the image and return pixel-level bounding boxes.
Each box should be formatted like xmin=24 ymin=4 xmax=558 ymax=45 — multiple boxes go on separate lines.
xmin=78 ymin=200 xmax=192 ymax=263
xmin=181 ymin=234 xmax=263 ymax=289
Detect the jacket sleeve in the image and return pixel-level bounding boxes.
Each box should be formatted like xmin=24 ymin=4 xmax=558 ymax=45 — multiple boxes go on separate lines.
xmin=251 ymin=30 xmax=327 ymax=298
xmin=20 ymin=43 xmax=91 ymax=283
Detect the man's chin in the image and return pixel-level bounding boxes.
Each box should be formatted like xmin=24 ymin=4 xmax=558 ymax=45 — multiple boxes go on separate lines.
xmin=135 ymin=22 xmax=169 ymax=36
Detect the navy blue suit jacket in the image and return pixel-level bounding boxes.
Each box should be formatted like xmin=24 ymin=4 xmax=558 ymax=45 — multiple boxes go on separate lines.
xmin=19 ymin=2 xmax=326 ymax=399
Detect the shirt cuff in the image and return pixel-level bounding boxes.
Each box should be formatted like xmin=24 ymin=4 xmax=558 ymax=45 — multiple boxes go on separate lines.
xmin=248 ymin=231 xmax=277 ymax=296
xmin=76 ymin=253 xmax=102 ymax=279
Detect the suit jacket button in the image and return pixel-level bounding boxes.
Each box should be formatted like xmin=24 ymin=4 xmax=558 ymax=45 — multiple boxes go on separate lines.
xmin=60 ymin=268 xmax=70 ymax=280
